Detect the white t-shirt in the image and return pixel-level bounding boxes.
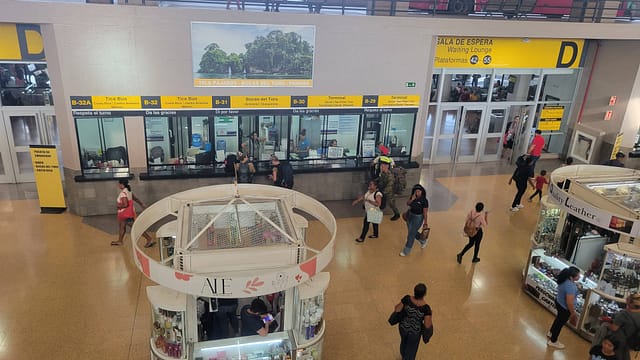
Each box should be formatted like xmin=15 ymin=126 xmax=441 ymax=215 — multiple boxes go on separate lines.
xmin=364 ymin=190 xmax=382 ymax=211
xmin=117 ymin=189 xmax=132 ymax=214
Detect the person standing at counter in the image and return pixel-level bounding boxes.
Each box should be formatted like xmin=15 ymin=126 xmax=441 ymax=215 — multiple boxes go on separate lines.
xmin=241 ymin=132 xmax=263 ymax=161
xmin=240 ymin=299 xmax=273 ymax=337
xmin=547 ymin=266 xmax=581 ymax=350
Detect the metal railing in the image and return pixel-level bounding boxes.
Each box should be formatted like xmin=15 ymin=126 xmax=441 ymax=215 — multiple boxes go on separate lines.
xmin=90 ymin=0 xmax=640 ymax=22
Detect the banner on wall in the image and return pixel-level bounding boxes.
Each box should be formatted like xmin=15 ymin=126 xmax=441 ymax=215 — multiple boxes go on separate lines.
xmin=434 ymin=37 xmax=584 ymax=69
xmin=29 ymin=145 xmax=66 ymax=214
xmin=0 ymin=23 xmax=45 ymax=61
xmin=611 ymin=132 xmax=624 ymax=160
xmin=191 ymin=22 xmax=315 ymax=87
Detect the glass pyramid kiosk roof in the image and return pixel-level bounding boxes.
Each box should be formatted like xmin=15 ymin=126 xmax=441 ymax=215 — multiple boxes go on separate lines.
xmin=131 ymin=184 xmax=336 ymax=298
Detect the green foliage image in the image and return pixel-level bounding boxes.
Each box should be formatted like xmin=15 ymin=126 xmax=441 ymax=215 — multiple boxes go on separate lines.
xmin=197 ymin=30 xmax=314 ymax=79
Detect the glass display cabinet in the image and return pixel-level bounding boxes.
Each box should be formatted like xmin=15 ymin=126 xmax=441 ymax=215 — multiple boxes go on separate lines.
xmin=596 ymin=243 xmax=640 ymax=299
xmin=148 ymin=286 xmax=187 ymax=360
xmin=579 ymin=289 xmax=626 ymax=340
xmin=585 ymin=180 xmax=640 ymax=213
xmin=294 ymin=273 xmax=329 ymax=360
xmin=532 ymin=196 xmax=563 ymax=251
xmin=192 ymin=331 xmax=294 ymax=360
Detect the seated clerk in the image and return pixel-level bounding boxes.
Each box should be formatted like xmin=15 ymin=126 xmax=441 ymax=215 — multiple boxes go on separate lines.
xmin=240 ymin=299 xmax=273 ymax=337
xmin=297 ymin=129 xmax=310 ymax=151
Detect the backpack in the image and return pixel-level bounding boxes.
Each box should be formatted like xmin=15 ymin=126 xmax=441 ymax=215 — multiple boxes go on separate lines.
xmin=224 ymin=154 xmax=237 ymax=174
xmin=391 ymin=166 xmax=407 ymax=195
xmin=463 ymin=213 xmax=481 ymax=237
xmin=237 ymin=162 xmax=252 ymax=183
xmin=376 ymin=191 xmax=386 ymax=210
xmin=279 ymin=162 xmax=294 ymax=188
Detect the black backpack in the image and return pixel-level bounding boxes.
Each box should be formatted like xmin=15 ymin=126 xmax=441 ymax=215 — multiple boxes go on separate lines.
xmin=279 ymin=162 xmax=294 ymax=188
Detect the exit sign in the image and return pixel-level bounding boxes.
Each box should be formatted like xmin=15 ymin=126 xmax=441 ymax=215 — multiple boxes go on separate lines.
xmin=405 ymin=82 xmax=416 ymax=88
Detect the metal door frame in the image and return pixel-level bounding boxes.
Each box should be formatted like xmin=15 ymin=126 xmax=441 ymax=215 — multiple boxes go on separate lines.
xmin=455 ymin=105 xmax=486 ymax=163
xmin=432 ymin=105 xmax=462 ymax=164
xmin=478 ymin=106 xmax=510 ymax=162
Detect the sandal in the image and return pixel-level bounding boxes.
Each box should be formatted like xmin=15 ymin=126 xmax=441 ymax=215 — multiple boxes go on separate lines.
xmin=144 ymin=241 xmax=156 ymax=248
xmin=110 ymin=241 xmax=123 ymax=246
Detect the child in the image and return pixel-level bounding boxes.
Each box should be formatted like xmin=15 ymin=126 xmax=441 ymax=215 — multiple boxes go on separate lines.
xmin=528 ymin=169 xmax=548 ymax=202
xmin=589 ymin=335 xmax=617 ymax=360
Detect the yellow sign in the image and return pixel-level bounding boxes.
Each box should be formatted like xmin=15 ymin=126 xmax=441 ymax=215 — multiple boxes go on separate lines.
xmin=30 ymin=145 xmax=66 ymax=213
xmin=538 ymin=121 xmax=562 ymax=131
xmin=0 ymin=24 xmax=45 ymax=61
xmin=434 ymin=37 xmax=584 ymax=69
xmin=611 ymin=133 xmax=624 ymax=160
xmin=541 ymin=105 xmax=565 ymax=119
xmin=160 ymin=96 xmax=213 ymax=109
xmin=307 ymin=96 xmax=362 ymax=108
xmin=231 ymin=96 xmax=290 ymax=108
xmin=194 ymin=79 xmax=313 ymax=87
xmin=378 ymin=95 xmax=421 ymax=107
xmin=92 ymin=96 xmax=141 ymax=109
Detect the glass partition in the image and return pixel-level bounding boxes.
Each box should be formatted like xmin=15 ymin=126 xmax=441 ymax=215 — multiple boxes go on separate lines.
xmin=0 ymin=63 xmax=53 ymax=106
xmin=76 ymin=117 xmax=128 ymax=176
xmin=492 ymin=71 xmax=539 ymax=102
xmin=441 ymin=71 xmax=492 ymax=103
xmin=539 ymin=69 xmax=579 ymax=102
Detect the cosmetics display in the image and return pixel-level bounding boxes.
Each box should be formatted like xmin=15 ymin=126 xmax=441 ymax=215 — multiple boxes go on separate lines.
xmin=192 ymin=332 xmax=294 ymax=360
xmin=148 ymin=286 xmax=187 ymax=360
xmin=293 ymin=273 xmax=329 ymax=360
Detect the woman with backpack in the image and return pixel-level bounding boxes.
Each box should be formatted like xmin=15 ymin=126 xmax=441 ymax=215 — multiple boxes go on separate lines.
xmin=235 ymin=153 xmax=255 ymax=183
xmin=456 ymin=202 xmax=488 ymax=264
xmin=604 ymin=292 xmax=640 ymax=360
xmin=351 ymin=180 xmax=383 ymax=243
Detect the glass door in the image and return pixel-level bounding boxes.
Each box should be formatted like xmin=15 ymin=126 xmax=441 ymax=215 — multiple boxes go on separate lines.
xmin=1 ymin=107 xmax=58 ymax=183
xmin=432 ymin=106 xmax=460 ymax=164
xmin=455 ymin=107 xmax=484 ymax=163
xmin=479 ymin=107 xmax=509 ymax=162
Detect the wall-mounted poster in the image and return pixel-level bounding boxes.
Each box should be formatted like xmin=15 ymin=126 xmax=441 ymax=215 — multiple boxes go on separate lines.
xmin=191 ymin=22 xmax=315 ymax=87
xmin=570 ymin=131 xmax=596 ymax=164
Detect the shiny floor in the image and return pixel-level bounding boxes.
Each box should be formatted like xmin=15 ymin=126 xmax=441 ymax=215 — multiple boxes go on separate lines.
xmin=0 ymin=159 xmax=590 ymax=359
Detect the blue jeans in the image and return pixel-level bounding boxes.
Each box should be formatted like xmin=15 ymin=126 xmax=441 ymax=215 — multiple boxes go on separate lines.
xmin=403 ymin=212 xmax=425 ymax=254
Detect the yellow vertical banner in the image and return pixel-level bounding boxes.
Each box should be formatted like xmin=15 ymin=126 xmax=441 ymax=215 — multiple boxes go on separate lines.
xmin=30 ymin=145 xmax=66 ymax=213
xmin=611 ymin=133 xmax=624 ymax=160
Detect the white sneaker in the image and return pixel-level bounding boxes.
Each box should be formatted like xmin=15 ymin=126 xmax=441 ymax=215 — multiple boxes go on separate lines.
xmin=420 ymin=240 xmax=428 ymax=249
xmin=546 ymin=331 xmax=552 ymax=338
xmin=399 ymin=252 xmax=407 ymax=257
xmin=547 ymin=340 xmax=565 ymax=349
xmin=510 ymin=207 xmax=519 ymax=212
xmin=517 ymin=204 xmax=525 ymax=209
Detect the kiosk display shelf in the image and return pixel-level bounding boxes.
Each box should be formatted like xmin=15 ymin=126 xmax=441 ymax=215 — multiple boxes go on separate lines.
xmin=148 ymin=286 xmax=187 ymax=359
xmin=584 ymin=180 xmax=640 ymax=213
xmin=532 ymin=196 xmax=562 ymax=249
xmin=579 ymin=289 xmax=626 ymax=340
xmin=596 ymin=243 xmax=640 ymax=299
xmin=524 ymin=248 xmax=597 ymax=316
xmin=193 ymin=331 xmax=294 ymax=360
xmin=293 ymin=273 xmax=329 ymax=360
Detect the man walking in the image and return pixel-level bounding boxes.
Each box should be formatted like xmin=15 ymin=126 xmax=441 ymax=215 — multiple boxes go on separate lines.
xmin=377 ymin=159 xmax=400 ymax=221
xmin=527 ymin=129 xmax=545 ymax=169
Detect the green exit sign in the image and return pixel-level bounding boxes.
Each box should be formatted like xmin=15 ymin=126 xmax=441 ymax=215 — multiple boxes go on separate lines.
xmin=405 ymin=82 xmax=416 ymax=88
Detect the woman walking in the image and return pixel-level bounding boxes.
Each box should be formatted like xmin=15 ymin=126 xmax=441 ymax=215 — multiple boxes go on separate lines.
xmin=547 ymin=266 xmax=581 ymax=349
xmin=352 ymin=180 xmax=383 ymax=243
xmin=112 ymin=179 xmax=155 ymax=247
xmin=390 ymin=283 xmax=433 ymax=360
xmin=399 ymin=184 xmax=428 ymax=257
xmin=456 ymin=202 xmax=488 ymax=264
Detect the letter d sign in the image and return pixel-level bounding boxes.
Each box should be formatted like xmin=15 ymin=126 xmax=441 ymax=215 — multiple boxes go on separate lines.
xmin=556 ymin=41 xmax=579 ymax=68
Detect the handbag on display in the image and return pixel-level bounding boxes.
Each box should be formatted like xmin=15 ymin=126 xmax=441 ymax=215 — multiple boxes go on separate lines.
xmin=366 ymin=207 xmax=383 ymax=224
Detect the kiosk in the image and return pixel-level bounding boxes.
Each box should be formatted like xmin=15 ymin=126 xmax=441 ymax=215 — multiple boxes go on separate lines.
xmin=131 ymin=184 xmax=336 ymax=359
xmin=523 ymin=165 xmax=640 ymax=340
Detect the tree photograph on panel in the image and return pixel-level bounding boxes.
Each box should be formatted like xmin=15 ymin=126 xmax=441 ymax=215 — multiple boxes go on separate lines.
xmin=191 ymin=22 xmax=315 ymax=87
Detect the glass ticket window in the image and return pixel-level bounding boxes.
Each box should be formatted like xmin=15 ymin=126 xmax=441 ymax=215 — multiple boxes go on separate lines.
xmin=290 ymin=113 xmax=359 ymax=162
xmin=492 ymin=71 xmax=539 ymax=102
xmin=239 ymin=115 xmax=289 ymax=164
xmin=214 ymin=115 xmax=239 ymax=162
xmin=382 ymin=113 xmax=416 ymax=160
xmin=145 ymin=116 xmax=214 ymax=174
xmin=75 ymin=117 xmax=129 ymax=176
xmin=0 ymin=63 xmax=53 ymax=106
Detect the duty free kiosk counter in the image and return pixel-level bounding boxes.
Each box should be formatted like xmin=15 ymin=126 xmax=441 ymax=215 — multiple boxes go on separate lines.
xmin=131 ymin=184 xmax=336 ymax=360
xmin=523 ymin=165 xmax=640 ymax=341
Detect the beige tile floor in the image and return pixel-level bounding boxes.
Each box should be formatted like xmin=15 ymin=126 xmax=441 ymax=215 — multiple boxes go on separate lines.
xmin=0 ymin=163 xmax=590 ymax=359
